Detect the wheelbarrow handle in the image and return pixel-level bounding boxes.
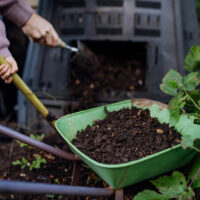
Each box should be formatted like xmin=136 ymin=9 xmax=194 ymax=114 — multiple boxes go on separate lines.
xmin=0 ymin=55 xmax=56 ymax=126
xmin=0 ymin=124 xmax=79 ymax=161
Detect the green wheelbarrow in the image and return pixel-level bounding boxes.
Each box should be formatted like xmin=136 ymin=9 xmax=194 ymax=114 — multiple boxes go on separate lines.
xmin=0 ymin=55 xmax=199 ymax=190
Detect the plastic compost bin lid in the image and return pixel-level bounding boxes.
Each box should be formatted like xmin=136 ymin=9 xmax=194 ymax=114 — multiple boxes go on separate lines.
xmin=55 ymin=99 xmax=200 ymax=189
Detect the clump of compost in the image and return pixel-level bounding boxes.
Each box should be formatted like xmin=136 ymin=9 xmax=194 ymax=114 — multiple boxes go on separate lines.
xmin=72 ymin=106 xmax=181 ymax=164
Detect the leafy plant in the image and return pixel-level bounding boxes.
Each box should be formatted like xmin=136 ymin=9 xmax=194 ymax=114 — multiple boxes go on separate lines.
xmin=12 ymin=155 xmax=46 ymax=171
xmin=16 ymin=140 xmax=28 ymax=148
xmin=46 ymin=194 xmax=56 ymax=199
xmin=30 ymin=133 xmax=45 ymax=141
xmin=12 ymin=157 xmax=28 ymax=169
xmin=134 ymin=154 xmax=200 ymax=200
xmin=134 ymin=171 xmax=195 ymax=200
xmin=160 ymin=46 xmax=200 ymax=128
xmin=46 ymin=194 xmax=63 ymax=199
xmin=54 ymin=178 xmax=60 ymax=184
xmin=135 ymin=46 xmax=200 ymax=200
xmin=29 ymin=155 xmax=46 ymax=171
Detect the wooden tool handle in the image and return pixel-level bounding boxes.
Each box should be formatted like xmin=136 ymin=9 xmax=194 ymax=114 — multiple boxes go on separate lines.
xmin=0 ymin=55 xmax=56 ymax=126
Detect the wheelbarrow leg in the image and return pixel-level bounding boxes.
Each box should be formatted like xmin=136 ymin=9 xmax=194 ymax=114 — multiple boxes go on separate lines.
xmin=115 ymin=189 xmax=124 ymax=200
xmin=71 ymin=161 xmax=81 ymax=186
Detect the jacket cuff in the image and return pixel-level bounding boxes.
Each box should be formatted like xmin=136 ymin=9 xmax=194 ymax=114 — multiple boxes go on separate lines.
xmin=1 ymin=0 xmax=34 ymax=27
xmin=0 ymin=47 xmax=11 ymax=58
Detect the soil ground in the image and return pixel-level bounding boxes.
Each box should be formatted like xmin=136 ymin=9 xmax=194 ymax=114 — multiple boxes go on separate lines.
xmin=0 ymin=126 xmax=156 ymax=200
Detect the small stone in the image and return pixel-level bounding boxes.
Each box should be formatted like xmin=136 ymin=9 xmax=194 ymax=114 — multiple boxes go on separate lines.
xmin=137 ymin=110 xmax=142 ymax=116
xmin=20 ymin=173 xmax=26 ymax=177
xmin=75 ymin=79 xmax=80 ymax=85
xmin=129 ymin=85 xmax=135 ymax=91
xmin=89 ymin=83 xmax=95 ymax=89
xmin=135 ymin=68 xmax=143 ymax=76
xmin=64 ymin=168 xmax=68 ymax=172
xmin=79 ymin=16 xmax=83 ymax=24
xmin=156 ymin=129 xmax=164 ymax=134
xmin=138 ymin=80 xmax=143 ymax=85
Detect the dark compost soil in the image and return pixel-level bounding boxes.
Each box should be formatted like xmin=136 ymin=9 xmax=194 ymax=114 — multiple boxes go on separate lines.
xmin=0 ymin=125 xmax=157 ymax=200
xmin=66 ymin=42 xmax=147 ymax=113
xmin=0 ymin=130 xmax=104 ymax=200
xmin=72 ymin=106 xmax=181 ymax=164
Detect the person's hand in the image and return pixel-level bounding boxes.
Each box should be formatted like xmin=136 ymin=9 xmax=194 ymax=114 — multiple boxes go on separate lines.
xmin=0 ymin=56 xmax=18 ymax=84
xmin=22 ymin=13 xmax=59 ymax=47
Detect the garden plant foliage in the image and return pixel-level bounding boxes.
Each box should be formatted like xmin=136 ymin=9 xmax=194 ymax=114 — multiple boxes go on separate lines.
xmin=134 ymin=46 xmax=200 ymax=200
xmin=134 ymin=171 xmax=194 ymax=200
xmin=160 ymin=46 xmax=200 ymax=127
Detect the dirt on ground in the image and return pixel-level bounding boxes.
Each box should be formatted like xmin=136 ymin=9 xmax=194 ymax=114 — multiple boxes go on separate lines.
xmin=0 ymin=125 xmax=156 ymax=200
xmin=0 ymin=131 xmax=105 ymax=200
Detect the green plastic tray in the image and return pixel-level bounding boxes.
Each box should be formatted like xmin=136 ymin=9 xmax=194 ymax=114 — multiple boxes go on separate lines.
xmin=55 ymin=99 xmax=200 ymax=189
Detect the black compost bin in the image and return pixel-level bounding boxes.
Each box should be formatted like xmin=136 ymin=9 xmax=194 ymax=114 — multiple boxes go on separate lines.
xmin=18 ymin=0 xmax=200 ymax=132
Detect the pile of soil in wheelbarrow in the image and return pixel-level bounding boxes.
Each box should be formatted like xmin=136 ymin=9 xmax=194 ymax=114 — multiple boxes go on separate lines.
xmin=72 ymin=106 xmax=181 ymax=164
xmin=65 ymin=42 xmax=147 ymax=113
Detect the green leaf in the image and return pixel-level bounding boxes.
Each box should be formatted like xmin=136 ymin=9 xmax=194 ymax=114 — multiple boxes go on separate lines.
xmin=181 ymin=134 xmax=194 ymax=149
xmin=160 ymin=69 xmax=182 ymax=96
xmin=184 ymin=46 xmax=200 ymax=72
xmin=181 ymin=187 xmax=195 ymax=199
xmin=169 ymin=108 xmax=181 ymax=127
xmin=12 ymin=158 xmax=28 ymax=169
xmin=29 ymin=156 xmax=46 ymax=171
xmin=168 ymin=91 xmax=185 ymax=110
xmin=30 ymin=134 xmax=44 ymax=141
xmin=21 ymin=165 xmax=26 ymax=169
xmin=134 ymin=171 xmax=195 ymax=200
xmin=55 ymin=178 xmax=60 ymax=184
xmin=189 ymin=155 xmax=200 ymax=188
xmin=22 ymin=157 xmax=27 ymax=164
xmin=182 ymin=72 xmax=200 ymax=91
xmin=16 ymin=140 xmax=28 ymax=148
xmin=151 ymin=171 xmax=187 ymax=198
xmin=21 ymin=157 xmax=28 ymax=169
xmin=180 ymin=123 xmax=200 ymax=148
xmin=134 ymin=190 xmax=168 ymax=200
xmin=12 ymin=160 xmax=22 ymax=166
xmin=46 ymin=194 xmax=56 ymax=199
xmin=197 ymin=0 xmax=200 ymax=7
xmin=169 ymin=80 xmax=179 ymax=89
